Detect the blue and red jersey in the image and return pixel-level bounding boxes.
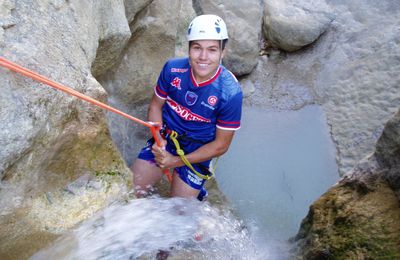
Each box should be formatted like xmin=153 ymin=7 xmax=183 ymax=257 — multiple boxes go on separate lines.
xmin=154 ymin=57 xmax=242 ymax=147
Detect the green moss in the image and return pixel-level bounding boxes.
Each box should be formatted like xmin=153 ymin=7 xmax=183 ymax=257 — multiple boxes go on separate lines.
xmin=41 ymin=121 xmax=130 ymax=191
xmin=331 ymin=222 xmax=398 ymax=258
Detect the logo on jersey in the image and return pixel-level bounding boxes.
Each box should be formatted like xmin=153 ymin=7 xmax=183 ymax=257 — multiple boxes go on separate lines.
xmin=185 ymin=91 xmax=198 ymax=106
xmin=170 ymin=77 xmax=181 ymax=90
xmin=187 ymin=170 xmax=202 ymax=185
xmin=207 ymin=96 xmax=218 ymax=106
xmin=171 ymin=68 xmax=188 ymax=73
xmin=166 ymin=97 xmax=211 ymax=123
xmin=201 ymin=101 xmax=215 ymax=111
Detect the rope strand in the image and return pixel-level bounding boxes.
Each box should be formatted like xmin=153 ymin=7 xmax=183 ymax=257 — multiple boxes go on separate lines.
xmin=0 ymin=57 xmax=172 ymax=183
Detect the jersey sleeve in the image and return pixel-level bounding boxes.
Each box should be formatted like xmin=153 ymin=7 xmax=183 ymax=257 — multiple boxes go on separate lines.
xmin=216 ymin=91 xmax=243 ymax=130
xmin=154 ymin=61 xmax=170 ymax=100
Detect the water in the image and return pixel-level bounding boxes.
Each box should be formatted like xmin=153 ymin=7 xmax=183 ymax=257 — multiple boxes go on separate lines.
xmin=217 ymin=105 xmax=339 ymax=242
xmin=31 ymin=105 xmax=338 ymax=259
xmin=31 ymin=197 xmax=269 ymax=259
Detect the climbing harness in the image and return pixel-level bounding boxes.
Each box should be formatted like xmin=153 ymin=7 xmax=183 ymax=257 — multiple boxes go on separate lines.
xmin=161 ymin=127 xmax=218 ymax=180
xmin=0 ymin=57 xmax=172 ymax=183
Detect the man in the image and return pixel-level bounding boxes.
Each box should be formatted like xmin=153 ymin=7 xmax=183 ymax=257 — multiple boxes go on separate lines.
xmin=131 ymin=14 xmax=242 ymax=201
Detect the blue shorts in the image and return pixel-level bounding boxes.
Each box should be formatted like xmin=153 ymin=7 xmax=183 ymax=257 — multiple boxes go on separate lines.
xmin=137 ymin=138 xmax=210 ymax=201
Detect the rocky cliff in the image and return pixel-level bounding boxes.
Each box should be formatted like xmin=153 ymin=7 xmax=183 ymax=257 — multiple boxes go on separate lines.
xmin=1 ymin=0 xmax=136 ymax=258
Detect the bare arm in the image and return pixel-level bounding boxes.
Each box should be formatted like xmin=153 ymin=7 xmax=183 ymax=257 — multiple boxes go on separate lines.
xmin=148 ymin=93 xmax=165 ymax=125
xmin=184 ymin=128 xmax=235 ymax=163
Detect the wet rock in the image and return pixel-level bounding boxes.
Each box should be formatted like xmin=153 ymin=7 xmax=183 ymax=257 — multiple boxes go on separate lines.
xmin=0 ymin=171 xmax=128 ymax=260
xmin=63 ymin=173 xmax=91 ymax=195
xmin=29 ymin=172 xmax=128 ymax=234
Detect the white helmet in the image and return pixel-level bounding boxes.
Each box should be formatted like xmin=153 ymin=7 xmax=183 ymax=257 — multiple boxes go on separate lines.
xmin=187 ymin=14 xmax=228 ymax=41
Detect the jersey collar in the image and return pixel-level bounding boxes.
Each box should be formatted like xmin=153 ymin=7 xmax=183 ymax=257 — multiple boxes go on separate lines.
xmin=190 ymin=66 xmax=222 ymax=87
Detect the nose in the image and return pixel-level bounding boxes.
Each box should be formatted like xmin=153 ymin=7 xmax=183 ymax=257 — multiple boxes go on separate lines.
xmin=199 ymin=49 xmax=207 ymax=60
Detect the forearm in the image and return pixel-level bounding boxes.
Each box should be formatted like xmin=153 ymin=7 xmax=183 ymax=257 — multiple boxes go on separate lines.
xmin=152 ymin=120 xmax=236 ymax=171
xmin=182 ymin=140 xmax=228 ymax=164
xmin=147 ymin=94 xmax=166 ymax=146
xmin=165 ymin=130 xmax=234 ymax=169
xmin=161 ymin=141 xmax=227 ymax=169
xmin=148 ymin=100 xmax=163 ymax=124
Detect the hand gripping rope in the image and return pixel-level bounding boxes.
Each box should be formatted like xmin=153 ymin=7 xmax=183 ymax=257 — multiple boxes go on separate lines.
xmin=0 ymin=57 xmax=172 ymax=183
xmin=168 ymin=130 xmax=214 ymax=180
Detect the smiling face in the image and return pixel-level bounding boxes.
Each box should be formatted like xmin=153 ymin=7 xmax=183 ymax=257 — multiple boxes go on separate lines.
xmin=189 ymin=40 xmax=225 ymax=83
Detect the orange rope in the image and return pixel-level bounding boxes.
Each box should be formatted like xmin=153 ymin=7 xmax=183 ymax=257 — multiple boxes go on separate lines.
xmin=0 ymin=57 xmax=172 ymax=183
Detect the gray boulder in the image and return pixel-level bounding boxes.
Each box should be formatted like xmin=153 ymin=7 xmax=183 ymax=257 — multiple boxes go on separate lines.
xmin=263 ymin=0 xmax=335 ymax=52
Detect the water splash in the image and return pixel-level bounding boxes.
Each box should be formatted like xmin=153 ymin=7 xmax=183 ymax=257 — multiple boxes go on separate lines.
xmin=31 ymin=197 xmax=269 ymax=259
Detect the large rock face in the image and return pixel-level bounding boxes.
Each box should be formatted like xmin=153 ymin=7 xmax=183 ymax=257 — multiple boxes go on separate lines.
xmin=0 ymin=0 xmax=135 ymax=258
xmin=320 ymin=1 xmax=400 ymax=175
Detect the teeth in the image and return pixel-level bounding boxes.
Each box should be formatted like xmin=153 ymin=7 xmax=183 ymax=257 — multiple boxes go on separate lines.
xmin=198 ymin=63 xmax=208 ymax=67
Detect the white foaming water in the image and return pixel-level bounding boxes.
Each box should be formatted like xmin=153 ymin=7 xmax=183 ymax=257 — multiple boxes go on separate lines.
xmin=31 ymin=197 xmax=270 ymax=259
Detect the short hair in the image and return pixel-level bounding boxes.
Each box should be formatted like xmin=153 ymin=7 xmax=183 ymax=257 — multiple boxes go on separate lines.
xmin=189 ymin=39 xmax=228 ymax=50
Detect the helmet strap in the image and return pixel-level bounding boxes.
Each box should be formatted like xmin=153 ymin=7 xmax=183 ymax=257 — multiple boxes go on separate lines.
xmin=219 ymin=40 xmax=223 ymax=64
